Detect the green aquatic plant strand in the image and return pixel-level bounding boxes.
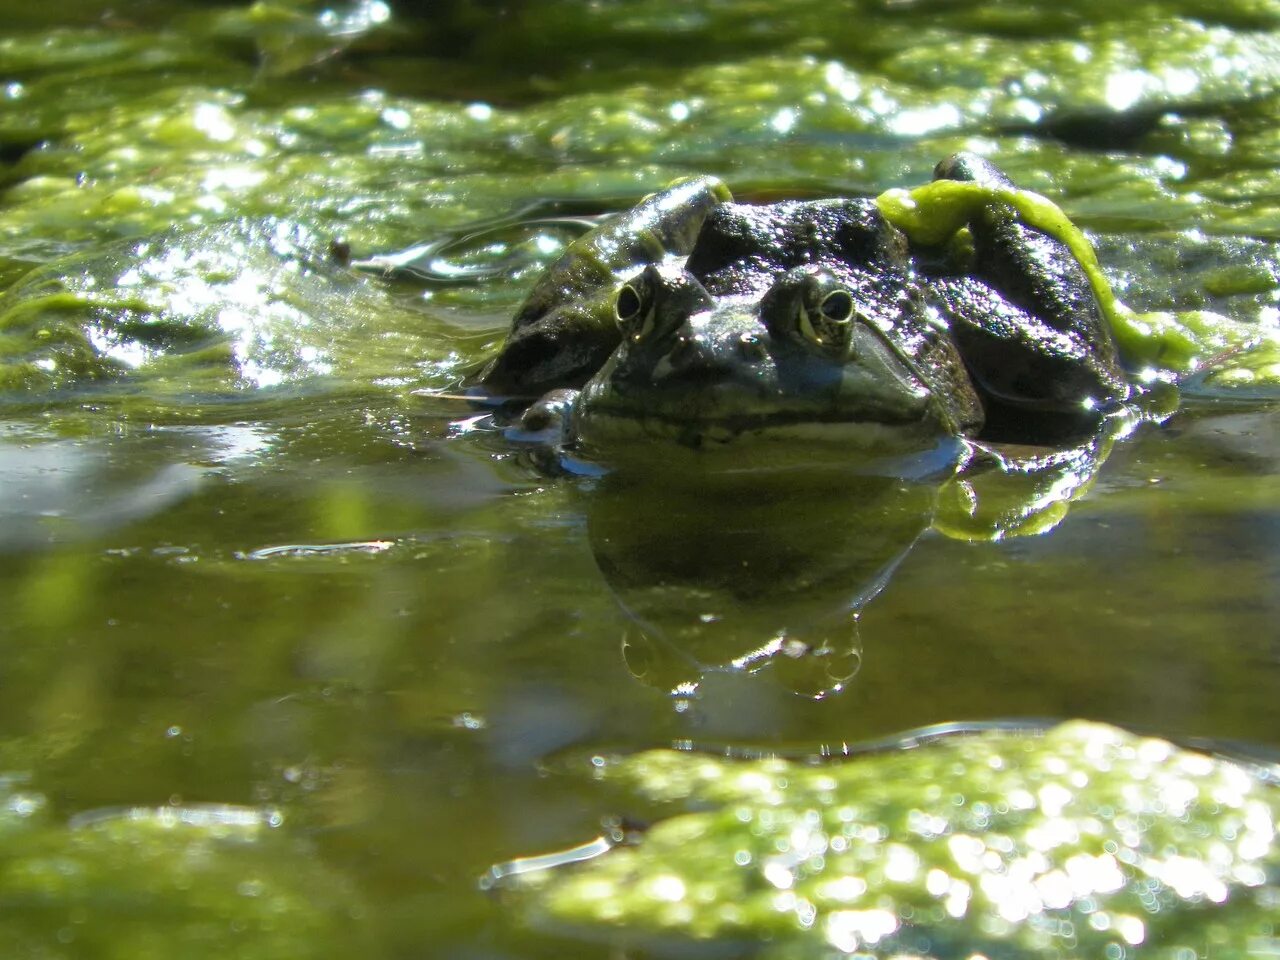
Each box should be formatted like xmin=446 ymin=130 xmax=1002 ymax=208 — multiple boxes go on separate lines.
xmin=877 ymin=179 xmax=1270 ymax=380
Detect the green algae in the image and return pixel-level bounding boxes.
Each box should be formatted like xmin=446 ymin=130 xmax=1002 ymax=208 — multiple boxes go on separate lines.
xmin=884 ymin=18 xmax=1280 ymax=119
xmin=0 ymin=778 xmax=371 ymax=959
xmin=1 ymin=0 xmax=1279 ymax=399
xmin=876 ymin=179 xmax=1279 ymax=385
xmin=0 ymin=217 xmax=467 ymax=398
xmin=506 ymin=722 xmax=1280 ymax=959
xmin=210 ymin=0 xmax=396 ymax=78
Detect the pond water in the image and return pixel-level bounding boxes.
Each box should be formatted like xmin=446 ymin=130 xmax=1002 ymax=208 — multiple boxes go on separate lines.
xmin=0 ymin=1 xmax=1278 ymax=957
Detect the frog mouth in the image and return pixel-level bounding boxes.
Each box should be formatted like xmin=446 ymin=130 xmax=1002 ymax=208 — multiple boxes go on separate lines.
xmin=573 ymin=401 xmax=951 ymax=452
xmin=575 ymin=349 xmax=944 ymax=446
xmin=569 ymin=406 xmax=968 ymax=481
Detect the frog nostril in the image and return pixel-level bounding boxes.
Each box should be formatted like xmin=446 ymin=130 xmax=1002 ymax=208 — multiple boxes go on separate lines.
xmin=657 ymin=333 xmax=733 ymax=384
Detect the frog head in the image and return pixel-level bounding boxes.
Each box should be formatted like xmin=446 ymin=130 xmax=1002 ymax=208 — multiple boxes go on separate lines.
xmin=569 ymin=259 xmax=979 ymax=470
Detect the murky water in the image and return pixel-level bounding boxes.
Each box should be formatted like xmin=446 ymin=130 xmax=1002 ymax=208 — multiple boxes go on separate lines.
xmin=1 ymin=389 xmax=1275 ymax=954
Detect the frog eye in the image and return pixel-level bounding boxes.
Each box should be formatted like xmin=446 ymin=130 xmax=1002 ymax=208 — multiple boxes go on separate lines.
xmin=762 ymin=269 xmax=859 ymax=359
xmin=819 ymin=290 xmax=854 ymax=323
xmin=615 ymin=284 xmax=643 ymax=324
xmin=795 ymin=285 xmax=857 ymax=359
xmin=614 ymin=275 xmax=658 ymax=342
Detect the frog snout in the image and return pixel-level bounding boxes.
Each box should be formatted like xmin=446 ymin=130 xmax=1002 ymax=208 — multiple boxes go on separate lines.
xmin=653 ymin=332 xmax=730 ymax=384
xmin=665 ymin=332 xmax=711 ymax=369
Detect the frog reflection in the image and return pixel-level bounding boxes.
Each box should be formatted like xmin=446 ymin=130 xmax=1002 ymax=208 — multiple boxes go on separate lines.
xmin=587 ymin=469 xmax=929 ymax=702
xmin=584 ymin=412 xmax=1138 ymax=702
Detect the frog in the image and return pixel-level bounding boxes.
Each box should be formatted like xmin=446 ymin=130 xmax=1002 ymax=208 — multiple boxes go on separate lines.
xmin=475 ymin=153 xmax=1130 ymax=465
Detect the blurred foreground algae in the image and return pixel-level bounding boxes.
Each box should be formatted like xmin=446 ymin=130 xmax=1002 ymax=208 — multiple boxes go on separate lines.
xmin=501 ymin=722 xmax=1280 ymax=959
xmin=0 ymin=779 xmax=372 ymax=959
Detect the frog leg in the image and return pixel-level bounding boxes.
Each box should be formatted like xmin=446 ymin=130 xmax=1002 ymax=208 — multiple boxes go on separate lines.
xmin=926 ymin=154 xmax=1128 ymax=438
xmin=479 ymin=176 xmax=731 ymax=398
